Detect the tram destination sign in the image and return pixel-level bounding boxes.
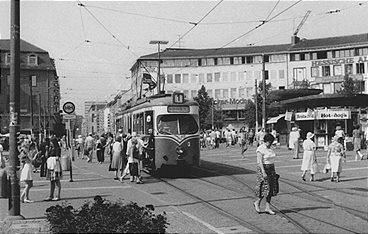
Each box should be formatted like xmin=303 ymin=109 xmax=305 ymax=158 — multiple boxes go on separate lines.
xmin=167 ymin=105 xmax=189 ymax=113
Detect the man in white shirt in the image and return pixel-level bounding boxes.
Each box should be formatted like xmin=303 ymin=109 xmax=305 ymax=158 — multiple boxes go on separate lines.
xmin=0 ymin=140 xmax=4 ymax=168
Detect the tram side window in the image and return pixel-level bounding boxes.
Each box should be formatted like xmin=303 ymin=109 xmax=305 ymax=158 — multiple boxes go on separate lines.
xmin=133 ymin=113 xmax=145 ymax=135
xmin=157 ymin=115 xmax=198 ymax=135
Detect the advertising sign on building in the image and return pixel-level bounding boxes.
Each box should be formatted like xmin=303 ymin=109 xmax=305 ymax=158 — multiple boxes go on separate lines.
xmin=316 ymin=110 xmax=351 ymax=120
xmin=295 ymin=111 xmax=315 ymax=121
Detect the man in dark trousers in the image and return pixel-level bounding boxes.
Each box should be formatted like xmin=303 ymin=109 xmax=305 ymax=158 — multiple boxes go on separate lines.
xmin=39 ymin=137 xmax=50 ymax=177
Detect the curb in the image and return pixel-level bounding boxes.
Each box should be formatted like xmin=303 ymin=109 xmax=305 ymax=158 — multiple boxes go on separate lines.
xmin=0 ymin=218 xmax=50 ymax=234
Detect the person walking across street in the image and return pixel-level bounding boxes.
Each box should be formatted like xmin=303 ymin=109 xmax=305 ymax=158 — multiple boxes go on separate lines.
xmin=239 ymin=127 xmax=248 ymax=158
xmin=110 ymin=136 xmax=124 ymax=180
xmin=301 ymin=132 xmax=317 ymax=182
xmin=19 ymin=142 xmax=38 ymax=203
xmin=84 ymin=133 xmax=95 ymax=163
xmin=352 ymin=124 xmax=364 ymax=160
xmin=75 ymin=135 xmax=84 ymax=159
xmin=289 ymin=127 xmax=300 ymax=159
xmin=326 ymin=136 xmax=346 ymax=182
xmin=253 ymin=133 xmax=279 ymax=215
xmin=45 ymin=137 xmax=62 ymax=201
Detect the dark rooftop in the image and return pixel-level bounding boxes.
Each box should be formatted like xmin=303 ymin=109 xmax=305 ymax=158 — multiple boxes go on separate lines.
xmin=0 ymin=39 xmax=47 ymax=53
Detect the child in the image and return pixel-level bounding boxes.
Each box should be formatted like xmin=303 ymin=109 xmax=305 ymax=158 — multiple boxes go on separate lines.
xmin=127 ymin=138 xmax=143 ymax=184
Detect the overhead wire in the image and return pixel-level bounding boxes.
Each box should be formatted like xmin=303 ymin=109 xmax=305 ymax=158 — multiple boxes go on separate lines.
xmin=77 ymin=1 xmax=139 ymax=57
xmin=168 ymin=0 xmax=224 ymax=49
xmin=219 ymin=0 xmax=303 ymax=49
xmin=264 ymin=0 xmax=281 ymax=22
xmin=82 ymin=4 xmax=189 ymax=24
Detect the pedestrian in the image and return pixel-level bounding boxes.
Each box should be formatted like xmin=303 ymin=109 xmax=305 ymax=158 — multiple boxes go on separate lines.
xmin=352 ymin=124 xmax=364 ymax=160
xmin=248 ymin=129 xmax=254 ymax=146
xmin=215 ymin=128 xmax=221 ymax=148
xmin=39 ymin=137 xmax=50 ymax=177
xmin=289 ymin=127 xmax=300 ymax=159
xmin=127 ymin=138 xmax=143 ymax=184
xmin=19 ymin=141 xmax=38 ymax=203
xmin=44 ymin=137 xmax=62 ymax=201
xmin=326 ymin=136 xmax=345 ymax=182
xmin=256 ymin=128 xmax=266 ymax=147
xmin=0 ymin=139 xmax=4 ymax=168
xmin=75 ymin=135 xmax=84 ymax=158
xmin=301 ymin=132 xmax=317 ymax=182
xmin=225 ymin=129 xmax=232 ymax=148
xmin=110 ymin=135 xmax=124 ymax=180
xmin=84 ymin=133 xmax=95 ymax=162
xmin=253 ymin=133 xmax=279 ymax=215
xmin=239 ymin=127 xmax=248 ymax=158
xmin=96 ymin=136 xmax=105 ymax=164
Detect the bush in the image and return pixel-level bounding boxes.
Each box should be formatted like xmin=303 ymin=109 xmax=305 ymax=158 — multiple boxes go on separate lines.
xmin=45 ymin=195 xmax=168 ymax=233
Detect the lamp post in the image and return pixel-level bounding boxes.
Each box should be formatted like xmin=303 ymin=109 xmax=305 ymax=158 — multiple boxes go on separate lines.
xmin=149 ymin=40 xmax=168 ymax=94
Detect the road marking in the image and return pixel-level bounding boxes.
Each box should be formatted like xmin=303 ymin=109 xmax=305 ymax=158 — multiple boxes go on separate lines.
xmin=31 ymin=185 xmax=131 ymax=192
xmin=33 ymin=178 xmax=105 ymax=183
xmin=182 ymin=211 xmax=225 ymax=234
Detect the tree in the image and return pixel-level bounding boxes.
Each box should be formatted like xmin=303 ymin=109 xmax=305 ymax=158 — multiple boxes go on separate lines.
xmin=338 ymin=75 xmax=362 ymax=95
xmin=193 ymin=85 xmax=212 ymax=130
xmin=243 ymin=99 xmax=256 ymax=128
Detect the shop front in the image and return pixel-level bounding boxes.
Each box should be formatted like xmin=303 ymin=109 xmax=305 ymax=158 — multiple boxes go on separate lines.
xmin=281 ymin=93 xmax=368 ymax=150
xmin=296 ymin=109 xmax=353 ymax=149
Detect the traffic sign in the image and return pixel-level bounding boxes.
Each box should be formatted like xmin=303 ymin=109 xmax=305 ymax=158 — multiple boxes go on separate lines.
xmin=63 ymin=102 xmax=75 ymax=114
xmin=63 ymin=114 xmax=77 ymax=120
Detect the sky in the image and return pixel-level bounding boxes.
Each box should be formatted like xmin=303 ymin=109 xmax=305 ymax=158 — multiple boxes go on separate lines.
xmin=1 ymin=0 xmax=368 ymax=115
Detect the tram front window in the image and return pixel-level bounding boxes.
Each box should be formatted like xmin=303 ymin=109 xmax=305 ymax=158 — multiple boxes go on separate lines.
xmin=157 ymin=115 xmax=198 ymax=135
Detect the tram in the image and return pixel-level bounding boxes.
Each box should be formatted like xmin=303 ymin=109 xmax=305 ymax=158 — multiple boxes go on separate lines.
xmin=115 ymin=92 xmax=200 ymax=173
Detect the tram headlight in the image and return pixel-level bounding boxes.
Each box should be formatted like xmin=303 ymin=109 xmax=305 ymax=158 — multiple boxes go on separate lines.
xmin=176 ymin=146 xmax=184 ymax=155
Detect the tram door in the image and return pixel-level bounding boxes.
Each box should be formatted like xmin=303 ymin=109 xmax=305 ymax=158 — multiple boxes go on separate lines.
xmin=144 ymin=111 xmax=155 ymax=171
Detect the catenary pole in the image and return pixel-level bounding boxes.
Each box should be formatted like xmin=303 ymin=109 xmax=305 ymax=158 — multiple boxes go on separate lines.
xmin=262 ymin=54 xmax=266 ymax=130
xmin=8 ymin=0 xmax=23 ymax=219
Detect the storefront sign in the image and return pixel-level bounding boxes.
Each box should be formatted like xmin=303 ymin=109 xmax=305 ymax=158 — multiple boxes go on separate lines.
xmin=295 ymin=111 xmax=315 ymax=121
xmin=311 ymin=58 xmax=354 ymax=67
xmin=215 ymin=98 xmax=247 ymax=105
xmin=316 ymin=110 xmax=350 ymax=120
xmin=311 ymin=56 xmax=368 ymax=67
xmin=284 ymin=111 xmax=292 ymax=121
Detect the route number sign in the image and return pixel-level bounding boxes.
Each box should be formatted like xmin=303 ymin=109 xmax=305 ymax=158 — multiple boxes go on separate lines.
xmin=63 ymin=102 xmax=75 ymax=114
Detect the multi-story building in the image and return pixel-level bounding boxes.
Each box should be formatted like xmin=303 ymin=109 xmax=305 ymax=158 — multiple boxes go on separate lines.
xmin=0 ymin=39 xmax=60 ymax=136
xmin=85 ymin=102 xmax=106 ymax=135
xmin=128 ymin=33 xmax=368 ymax=132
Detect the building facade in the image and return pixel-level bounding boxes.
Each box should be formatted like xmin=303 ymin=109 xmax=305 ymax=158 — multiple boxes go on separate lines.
xmin=128 ymin=33 xmax=368 ymax=132
xmin=0 ymin=39 xmax=60 ymax=135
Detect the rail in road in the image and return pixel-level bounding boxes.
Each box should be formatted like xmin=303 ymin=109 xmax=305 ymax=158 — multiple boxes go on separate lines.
xmin=1 ymin=144 xmax=367 ymax=233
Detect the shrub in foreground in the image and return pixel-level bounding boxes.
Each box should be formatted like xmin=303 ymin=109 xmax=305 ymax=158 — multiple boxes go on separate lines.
xmin=45 ymin=195 xmax=168 ymax=233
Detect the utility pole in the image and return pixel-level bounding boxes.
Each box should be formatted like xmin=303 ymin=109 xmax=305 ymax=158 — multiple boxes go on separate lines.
xmin=47 ymin=76 xmax=51 ymax=137
xmin=262 ymin=54 xmax=266 ymax=130
xmin=9 ymin=0 xmax=23 ymax=219
xmin=149 ymin=40 xmax=168 ymax=94
xmin=29 ymin=75 xmax=34 ymax=130
xmin=212 ymin=99 xmax=214 ymax=129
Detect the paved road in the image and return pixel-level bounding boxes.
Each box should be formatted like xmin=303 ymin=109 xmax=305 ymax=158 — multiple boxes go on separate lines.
xmin=1 ymin=144 xmax=367 ymax=233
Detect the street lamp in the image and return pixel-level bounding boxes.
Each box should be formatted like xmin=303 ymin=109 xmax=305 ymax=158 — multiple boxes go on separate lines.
xmin=149 ymin=40 xmax=168 ymax=94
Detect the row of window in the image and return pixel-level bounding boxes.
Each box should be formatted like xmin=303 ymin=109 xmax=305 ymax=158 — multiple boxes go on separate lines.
xmin=165 ymin=70 xmax=286 ymax=84
xmin=3 ymin=53 xmax=38 ymax=66
xmin=293 ymin=62 xmax=367 ymax=80
xmin=166 ymin=86 xmax=256 ymax=99
xmin=290 ymin=47 xmax=368 ymax=61
xmin=320 ymin=81 xmax=365 ymax=94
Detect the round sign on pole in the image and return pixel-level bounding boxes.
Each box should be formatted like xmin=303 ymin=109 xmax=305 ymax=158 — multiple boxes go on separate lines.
xmin=63 ymin=102 xmax=75 ymax=114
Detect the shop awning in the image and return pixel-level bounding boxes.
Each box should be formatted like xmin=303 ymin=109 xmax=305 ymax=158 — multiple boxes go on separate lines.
xmin=267 ymin=114 xmax=285 ymax=124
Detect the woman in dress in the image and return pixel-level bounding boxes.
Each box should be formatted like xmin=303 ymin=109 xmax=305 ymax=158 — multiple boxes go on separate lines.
xmin=110 ymin=136 xmax=123 ymax=180
xmin=326 ymin=136 xmax=345 ymax=182
xmin=301 ymin=132 xmax=317 ymax=182
xmin=352 ymin=124 xmax=364 ymax=160
xmin=45 ymin=137 xmax=63 ymax=201
xmin=254 ymin=133 xmax=278 ymax=215
xmin=289 ymin=127 xmax=300 ymax=159
xmin=19 ymin=142 xmax=38 ymax=203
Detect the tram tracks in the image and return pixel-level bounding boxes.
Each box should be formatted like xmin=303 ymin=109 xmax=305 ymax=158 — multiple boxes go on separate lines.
xmin=188 ymin=163 xmax=366 ymax=234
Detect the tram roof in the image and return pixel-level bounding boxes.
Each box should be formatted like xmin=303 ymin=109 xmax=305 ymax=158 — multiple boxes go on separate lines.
xmin=279 ymin=93 xmax=368 ymax=108
xmin=121 ymin=93 xmax=198 ymax=113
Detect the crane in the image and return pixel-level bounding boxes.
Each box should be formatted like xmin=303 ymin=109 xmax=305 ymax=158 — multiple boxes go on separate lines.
xmin=293 ymin=10 xmax=311 ymax=36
